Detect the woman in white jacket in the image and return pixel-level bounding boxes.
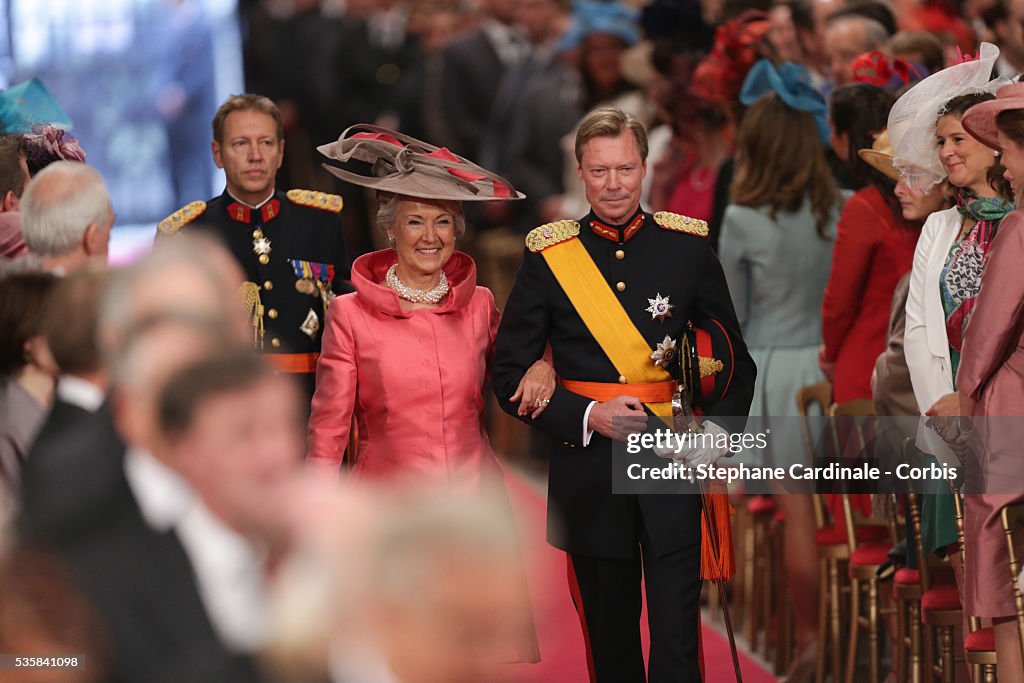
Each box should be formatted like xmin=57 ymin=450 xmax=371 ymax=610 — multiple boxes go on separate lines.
xmin=902 ymin=92 xmax=1014 ymax=564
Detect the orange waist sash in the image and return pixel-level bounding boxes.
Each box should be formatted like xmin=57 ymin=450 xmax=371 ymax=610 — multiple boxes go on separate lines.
xmin=560 ymin=378 xmax=677 ymax=404
xmin=266 ymin=352 xmax=319 ymax=374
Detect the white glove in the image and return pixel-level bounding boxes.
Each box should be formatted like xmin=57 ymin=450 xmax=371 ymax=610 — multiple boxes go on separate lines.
xmin=673 ymin=420 xmax=732 ymax=467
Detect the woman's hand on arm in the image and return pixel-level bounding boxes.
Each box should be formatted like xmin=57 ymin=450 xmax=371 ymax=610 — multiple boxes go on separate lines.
xmin=510 ymin=359 xmax=557 ymax=419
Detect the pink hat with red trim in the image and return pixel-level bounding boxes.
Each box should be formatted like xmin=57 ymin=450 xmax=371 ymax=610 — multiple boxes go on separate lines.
xmin=962 ymin=82 xmax=1024 ymax=151
xmin=317 ymin=124 xmax=524 ymax=202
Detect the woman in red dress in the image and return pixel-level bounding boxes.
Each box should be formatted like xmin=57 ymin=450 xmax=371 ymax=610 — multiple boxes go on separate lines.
xmin=820 ymin=84 xmax=922 ymax=402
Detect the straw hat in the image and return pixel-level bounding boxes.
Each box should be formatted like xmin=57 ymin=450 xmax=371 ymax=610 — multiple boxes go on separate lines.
xmin=961 ymin=81 xmax=1024 ymax=150
xmin=857 ymin=130 xmax=899 ymax=181
xmin=317 ymin=124 xmax=523 ymax=202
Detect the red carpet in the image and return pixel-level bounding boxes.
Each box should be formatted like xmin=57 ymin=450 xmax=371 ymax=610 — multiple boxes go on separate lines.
xmin=501 ymin=467 xmax=778 ymax=683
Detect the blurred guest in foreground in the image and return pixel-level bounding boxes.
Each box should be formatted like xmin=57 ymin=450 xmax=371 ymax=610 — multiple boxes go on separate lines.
xmin=0 ymin=272 xmax=58 ymax=498
xmin=270 ymin=488 xmax=533 ymax=683
xmin=19 ymin=233 xmax=248 ymax=546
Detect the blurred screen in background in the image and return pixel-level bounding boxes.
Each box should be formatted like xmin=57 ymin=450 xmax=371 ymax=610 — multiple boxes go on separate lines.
xmin=2 ymin=0 xmax=243 ymax=230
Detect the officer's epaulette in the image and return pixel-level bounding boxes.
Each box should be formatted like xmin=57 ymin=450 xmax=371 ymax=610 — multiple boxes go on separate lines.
xmin=157 ymin=200 xmax=207 ymax=235
xmin=287 ymin=189 xmax=343 ymax=213
xmin=525 ymin=220 xmax=580 ymax=252
xmin=654 ymin=211 xmax=709 ymax=238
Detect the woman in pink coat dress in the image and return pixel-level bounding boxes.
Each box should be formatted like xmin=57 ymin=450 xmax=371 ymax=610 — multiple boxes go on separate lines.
xmin=307 ymin=126 xmax=555 ymax=488
xmin=951 ymin=84 xmax=1024 ymax=683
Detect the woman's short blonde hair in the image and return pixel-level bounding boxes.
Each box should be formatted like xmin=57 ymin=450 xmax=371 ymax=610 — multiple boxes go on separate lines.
xmin=375 ymin=192 xmax=466 ymax=239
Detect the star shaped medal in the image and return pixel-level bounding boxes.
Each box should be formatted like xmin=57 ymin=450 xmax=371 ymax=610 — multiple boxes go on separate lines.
xmin=645 ymin=293 xmax=674 ymax=322
xmin=252 ymin=234 xmax=272 ymax=256
xmin=650 ymin=335 xmax=677 ymax=367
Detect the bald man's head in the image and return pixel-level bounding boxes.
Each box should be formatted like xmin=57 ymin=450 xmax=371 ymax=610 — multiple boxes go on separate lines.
xmin=20 ymin=161 xmax=113 ymax=260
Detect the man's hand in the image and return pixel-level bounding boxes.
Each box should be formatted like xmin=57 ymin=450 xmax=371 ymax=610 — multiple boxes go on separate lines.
xmin=587 ymin=396 xmax=648 ymax=442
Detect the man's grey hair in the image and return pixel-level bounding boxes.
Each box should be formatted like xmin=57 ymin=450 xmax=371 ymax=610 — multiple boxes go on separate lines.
xmin=826 ymin=14 xmax=889 ymax=50
xmin=20 ymin=161 xmax=112 ymax=256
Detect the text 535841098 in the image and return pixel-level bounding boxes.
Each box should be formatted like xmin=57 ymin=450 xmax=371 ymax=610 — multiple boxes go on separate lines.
xmin=1 ymin=655 xmax=83 ymax=669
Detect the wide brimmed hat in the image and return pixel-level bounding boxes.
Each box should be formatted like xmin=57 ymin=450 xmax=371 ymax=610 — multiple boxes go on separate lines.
xmin=858 ymin=130 xmax=899 ymax=181
xmin=317 ymin=124 xmax=524 ymax=202
xmin=888 ymin=42 xmax=1003 ymax=192
xmin=962 ymin=82 xmax=1024 ymax=150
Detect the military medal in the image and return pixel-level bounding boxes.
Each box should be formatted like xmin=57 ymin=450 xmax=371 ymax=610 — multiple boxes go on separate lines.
xmin=650 ymin=335 xmax=677 ymax=367
xmin=300 ymin=308 xmax=320 ymax=338
xmin=252 ymin=228 xmax=272 ymax=265
xmin=296 ymin=279 xmax=317 ymax=295
xmin=645 ymin=293 xmax=674 ymax=322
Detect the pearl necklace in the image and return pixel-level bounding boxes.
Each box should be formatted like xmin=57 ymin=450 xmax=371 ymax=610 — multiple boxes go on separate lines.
xmin=385 ymin=264 xmax=450 ymax=304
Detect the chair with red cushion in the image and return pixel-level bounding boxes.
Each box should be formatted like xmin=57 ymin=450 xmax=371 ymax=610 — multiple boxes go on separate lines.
xmin=908 ymin=487 xmax=963 ymax=683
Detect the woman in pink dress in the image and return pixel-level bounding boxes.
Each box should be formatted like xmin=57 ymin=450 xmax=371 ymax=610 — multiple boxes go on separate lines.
xmin=949 ymin=85 xmax=1024 ymax=683
xmin=307 ymin=126 xmax=555 ymax=488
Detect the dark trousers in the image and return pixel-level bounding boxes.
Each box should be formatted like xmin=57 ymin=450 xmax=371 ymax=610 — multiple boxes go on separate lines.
xmin=567 ymin=529 xmax=703 ymax=683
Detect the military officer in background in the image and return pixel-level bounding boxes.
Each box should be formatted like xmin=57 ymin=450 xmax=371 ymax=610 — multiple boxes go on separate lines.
xmin=492 ymin=107 xmax=756 ymax=682
xmin=157 ymin=94 xmax=347 ymax=399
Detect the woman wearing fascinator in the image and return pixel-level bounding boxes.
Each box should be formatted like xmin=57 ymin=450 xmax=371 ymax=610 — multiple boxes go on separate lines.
xmin=307 ymin=125 xmax=555 ymax=490
xmin=890 ymin=44 xmax=1015 ymax=611
xmin=717 ymin=60 xmax=845 ymax=680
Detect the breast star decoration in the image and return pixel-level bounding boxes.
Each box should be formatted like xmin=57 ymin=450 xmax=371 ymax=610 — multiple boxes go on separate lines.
xmin=645 ymin=293 xmax=674 ymax=322
xmin=650 ymin=336 xmax=677 ymax=367
xmin=252 ymin=230 xmax=272 ymax=256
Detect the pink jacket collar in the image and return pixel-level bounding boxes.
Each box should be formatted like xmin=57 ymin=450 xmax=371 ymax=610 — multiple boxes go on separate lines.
xmin=350 ymin=249 xmax=477 ymax=317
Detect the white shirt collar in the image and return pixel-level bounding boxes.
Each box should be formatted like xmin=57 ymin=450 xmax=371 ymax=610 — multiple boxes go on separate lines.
xmin=56 ymin=375 xmax=105 ymax=412
xmin=482 ymin=19 xmax=526 ymax=67
xmin=226 ymin=189 xmax=275 ymax=210
xmin=124 ymin=447 xmax=194 ymax=532
xmin=123 ymin=447 xmax=269 ymax=652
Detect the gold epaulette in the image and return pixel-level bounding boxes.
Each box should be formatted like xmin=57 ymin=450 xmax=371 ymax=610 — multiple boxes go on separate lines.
xmin=525 ymin=220 xmax=580 ymax=252
xmin=654 ymin=211 xmax=709 ymax=237
xmin=287 ymin=189 xmax=343 ymax=213
xmin=157 ymin=200 xmax=206 ymax=235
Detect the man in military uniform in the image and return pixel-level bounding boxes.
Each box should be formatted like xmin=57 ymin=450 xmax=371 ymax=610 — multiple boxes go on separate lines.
xmin=492 ymin=107 xmax=756 ymax=682
xmin=157 ymin=94 xmax=347 ymax=398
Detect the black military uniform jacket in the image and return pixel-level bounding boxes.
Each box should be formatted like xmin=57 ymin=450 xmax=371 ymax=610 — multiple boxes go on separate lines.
xmin=492 ymin=208 xmax=755 ymax=559
xmin=158 ymin=189 xmax=347 ymax=372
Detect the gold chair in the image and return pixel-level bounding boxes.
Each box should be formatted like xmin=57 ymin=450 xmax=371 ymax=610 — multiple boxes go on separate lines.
xmin=999 ymin=500 xmax=1024 ymax=666
xmin=830 ymin=398 xmax=897 ymax=683
xmin=910 ymin=484 xmax=962 ymax=683
xmin=952 ymin=490 xmax=998 ymax=682
xmin=797 ymin=381 xmax=846 ymax=683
